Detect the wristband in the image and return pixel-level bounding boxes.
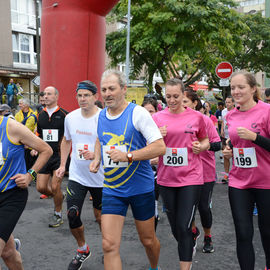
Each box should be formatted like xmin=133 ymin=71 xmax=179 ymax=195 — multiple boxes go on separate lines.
xmin=28 ymin=169 xmax=37 ymax=182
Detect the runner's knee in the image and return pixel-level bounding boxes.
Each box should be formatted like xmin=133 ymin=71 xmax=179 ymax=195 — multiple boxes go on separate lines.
xmin=67 ymin=205 xmax=82 ymax=229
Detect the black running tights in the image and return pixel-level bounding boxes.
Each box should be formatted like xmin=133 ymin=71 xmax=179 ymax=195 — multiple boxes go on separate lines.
xmin=159 ymin=185 xmax=202 ymax=261
xmin=198 ymin=181 xmax=215 ymax=229
xmin=229 ymin=187 xmax=270 ymax=270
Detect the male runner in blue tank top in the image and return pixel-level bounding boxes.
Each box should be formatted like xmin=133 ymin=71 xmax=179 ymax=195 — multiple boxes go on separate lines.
xmin=90 ymin=69 xmax=166 ymax=270
xmin=0 ymin=116 xmax=52 ymax=270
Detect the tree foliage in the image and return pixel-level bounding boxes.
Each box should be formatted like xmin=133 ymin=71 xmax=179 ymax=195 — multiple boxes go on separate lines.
xmin=106 ymin=0 xmax=270 ymax=92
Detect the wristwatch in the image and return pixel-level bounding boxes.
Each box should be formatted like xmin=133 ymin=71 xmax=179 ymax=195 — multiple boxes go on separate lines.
xmin=127 ymin=152 xmax=133 ymax=163
xmin=28 ymin=169 xmax=37 ymax=182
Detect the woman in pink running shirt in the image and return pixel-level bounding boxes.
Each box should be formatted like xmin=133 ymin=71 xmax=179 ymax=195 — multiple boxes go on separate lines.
xmin=223 ymin=71 xmax=270 ymax=270
xmin=183 ymin=89 xmax=221 ymax=254
xmin=152 ymin=78 xmax=209 ymax=270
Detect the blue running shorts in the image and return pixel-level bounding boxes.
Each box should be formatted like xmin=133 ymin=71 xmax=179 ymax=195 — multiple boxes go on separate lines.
xmin=102 ymin=191 xmax=155 ymax=221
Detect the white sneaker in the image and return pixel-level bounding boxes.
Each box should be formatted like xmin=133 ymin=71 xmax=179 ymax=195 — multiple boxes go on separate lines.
xmin=14 ymin=238 xmax=21 ymax=251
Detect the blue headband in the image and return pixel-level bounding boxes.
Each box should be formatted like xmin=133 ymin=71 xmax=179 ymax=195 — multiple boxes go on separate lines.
xmin=76 ymin=82 xmax=97 ymax=94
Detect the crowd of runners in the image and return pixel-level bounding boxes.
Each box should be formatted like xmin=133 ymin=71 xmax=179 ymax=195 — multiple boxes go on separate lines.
xmin=0 ymin=69 xmax=270 ymax=270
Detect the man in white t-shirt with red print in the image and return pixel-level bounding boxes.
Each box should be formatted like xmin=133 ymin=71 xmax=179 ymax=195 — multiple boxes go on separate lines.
xmin=56 ymin=80 xmax=104 ymax=270
xmin=220 ymin=96 xmax=235 ymax=183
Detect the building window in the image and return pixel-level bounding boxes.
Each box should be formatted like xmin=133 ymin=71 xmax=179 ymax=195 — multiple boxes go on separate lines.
xmin=11 ymin=0 xmax=35 ymax=27
xmin=12 ymin=33 xmax=34 ymax=64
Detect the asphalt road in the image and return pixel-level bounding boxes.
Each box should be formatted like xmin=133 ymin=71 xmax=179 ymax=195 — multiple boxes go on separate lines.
xmin=1 ymin=152 xmax=266 ymax=270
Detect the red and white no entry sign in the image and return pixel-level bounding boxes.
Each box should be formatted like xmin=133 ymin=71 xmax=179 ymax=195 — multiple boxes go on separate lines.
xmin=215 ymin=62 xmax=233 ymax=79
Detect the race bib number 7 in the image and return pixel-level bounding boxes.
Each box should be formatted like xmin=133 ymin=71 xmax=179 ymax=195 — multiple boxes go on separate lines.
xmin=163 ymin=147 xmax=188 ymax=167
xmin=233 ymin=147 xmax=257 ymax=168
xmin=103 ymin=145 xmax=128 ymax=168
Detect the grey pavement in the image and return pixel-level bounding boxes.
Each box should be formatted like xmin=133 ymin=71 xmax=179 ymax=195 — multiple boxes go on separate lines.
xmin=0 ymin=152 xmax=266 ymax=269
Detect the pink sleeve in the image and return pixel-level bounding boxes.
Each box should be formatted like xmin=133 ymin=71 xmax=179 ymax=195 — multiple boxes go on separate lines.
xmin=211 ymin=115 xmax=218 ymax=123
xmin=197 ymin=114 xmax=207 ymax=139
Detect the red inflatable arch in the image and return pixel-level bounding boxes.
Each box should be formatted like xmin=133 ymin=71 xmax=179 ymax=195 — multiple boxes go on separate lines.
xmin=40 ymin=0 xmax=119 ymax=111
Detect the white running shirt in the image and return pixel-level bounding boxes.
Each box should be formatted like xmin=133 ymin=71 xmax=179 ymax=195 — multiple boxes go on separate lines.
xmin=64 ymin=108 xmax=104 ymax=187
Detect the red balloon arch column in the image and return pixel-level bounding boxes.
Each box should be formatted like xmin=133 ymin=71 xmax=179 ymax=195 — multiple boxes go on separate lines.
xmin=40 ymin=0 xmax=119 ymax=111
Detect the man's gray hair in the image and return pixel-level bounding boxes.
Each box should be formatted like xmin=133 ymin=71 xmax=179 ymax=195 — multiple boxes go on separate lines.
xmin=20 ymin=98 xmax=30 ymax=107
xmin=101 ymin=69 xmax=127 ymax=89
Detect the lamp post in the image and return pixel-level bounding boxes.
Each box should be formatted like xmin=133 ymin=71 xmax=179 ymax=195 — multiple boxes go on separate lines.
xmin=125 ymin=0 xmax=131 ymax=85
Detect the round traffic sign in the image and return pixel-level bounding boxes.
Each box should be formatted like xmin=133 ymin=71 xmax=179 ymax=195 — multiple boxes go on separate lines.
xmin=215 ymin=62 xmax=233 ymax=79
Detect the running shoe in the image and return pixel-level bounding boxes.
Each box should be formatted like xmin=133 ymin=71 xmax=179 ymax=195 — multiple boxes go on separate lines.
xmin=40 ymin=194 xmax=49 ymax=199
xmin=192 ymin=227 xmax=200 ymax=257
xmin=192 ymin=227 xmax=201 ymax=249
xmin=63 ymin=191 xmax=67 ymax=201
xmin=222 ymin=174 xmax=228 ymax=184
xmin=155 ymin=215 xmax=160 ymax=231
xmin=68 ymin=246 xmax=91 ymax=270
xmin=48 ymin=213 xmax=63 ymax=228
xmin=253 ymin=206 xmax=258 ymax=216
xmin=203 ymin=235 xmax=214 ymax=253
xmin=14 ymin=238 xmax=21 ymax=251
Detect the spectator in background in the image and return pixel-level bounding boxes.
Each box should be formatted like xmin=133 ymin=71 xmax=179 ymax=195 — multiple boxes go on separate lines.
xmin=0 ymin=79 xmax=4 ymax=104
xmin=204 ymin=101 xmax=218 ymax=129
xmin=6 ymin=79 xmax=18 ymax=108
xmin=95 ymin=100 xmax=104 ymax=109
xmin=15 ymin=98 xmax=37 ymax=171
xmin=36 ymin=92 xmax=46 ymax=113
xmin=0 ymin=104 xmax=14 ymax=119
xmin=215 ymin=101 xmax=224 ymax=134
xmin=16 ymin=83 xmax=24 ymax=97
xmin=265 ymin=88 xmax=270 ymax=104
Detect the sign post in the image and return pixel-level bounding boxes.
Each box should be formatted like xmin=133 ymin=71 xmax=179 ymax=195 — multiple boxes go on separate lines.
xmin=215 ymin=62 xmax=233 ymax=99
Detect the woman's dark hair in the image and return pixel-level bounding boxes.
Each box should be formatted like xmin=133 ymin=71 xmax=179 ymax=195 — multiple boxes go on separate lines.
xmin=184 ymin=89 xmax=203 ymax=111
xmin=141 ymin=98 xmax=158 ymax=112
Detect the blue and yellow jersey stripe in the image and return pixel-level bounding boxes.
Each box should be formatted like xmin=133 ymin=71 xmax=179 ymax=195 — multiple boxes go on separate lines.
xmin=97 ymin=103 xmax=154 ymax=197
xmin=0 ymin=117 xmax=26 ymax=192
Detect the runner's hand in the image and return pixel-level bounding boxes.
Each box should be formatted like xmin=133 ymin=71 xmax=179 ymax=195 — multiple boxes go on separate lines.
xmin=89 ymin=159 xmax=100 ymax=173
xmin=11 ymin=173 xmax=32 ymax=188
xmin=106 ymin=149 xmax=127 ymax=162
xmin=79 ymin=150 xmax=94 ymax=160
xmin=30 ymin=149 xmax=38 ymax=156
xmin=223 ymin=144 xmax=232 ymax=159
xmin=237 ymin=127 xmax=257 ymax=141
xmin=159 ymin=126 xmax=167 ymax=137
xmin=192 ymin=141 xmax=202 ymax=154
xmin=55 ymin=166 xmax=65 ymax=178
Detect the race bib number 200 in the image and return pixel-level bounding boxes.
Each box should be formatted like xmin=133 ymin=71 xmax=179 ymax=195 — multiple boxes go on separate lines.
xmin=103 ymin=145 xmax=128 ymax=168
xmin=233 ymin=147 xmax=257 ymax=168
xmin=163 ymin=147 xmax=188 ymax=167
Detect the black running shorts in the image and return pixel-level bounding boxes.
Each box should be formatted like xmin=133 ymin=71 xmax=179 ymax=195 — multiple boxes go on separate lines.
xmin=0 ymin=187 xmax=28 ymax=242
xmin=39 ymin=154 xmax=60 ymax=175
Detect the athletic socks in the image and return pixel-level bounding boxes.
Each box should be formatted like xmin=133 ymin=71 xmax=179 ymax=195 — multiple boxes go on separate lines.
xmin=54 ymin=210 xmax=62 ymax=217
xmin=78 ymin=243 xmax=88 ymax=252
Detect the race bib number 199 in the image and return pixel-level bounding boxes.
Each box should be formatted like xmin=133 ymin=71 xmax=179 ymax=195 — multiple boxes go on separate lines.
xmin=233 ymin=147 xmax=257 ymax=168
xmin=103 ymin=145 xmax=128 ymax=168
xmin=163 ymin=147 xmax=188 ymax=167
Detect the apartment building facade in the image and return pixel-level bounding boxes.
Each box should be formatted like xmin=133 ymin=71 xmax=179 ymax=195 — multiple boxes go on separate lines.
xmin=0 ymin=0 xmax=41 ymax=102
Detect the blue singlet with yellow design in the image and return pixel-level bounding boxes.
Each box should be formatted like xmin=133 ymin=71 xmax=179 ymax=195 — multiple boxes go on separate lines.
xmin=0 ymin=117 xmax=26 ymax=193
xmin=98 ymin=103 xmax=154 ymax=197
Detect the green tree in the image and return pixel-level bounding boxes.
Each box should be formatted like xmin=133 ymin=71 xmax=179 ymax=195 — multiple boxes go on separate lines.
xmin=106 ymin=0 xmax=246 ymax=91
xmin=228 ymin=12 xmax=270 ymax=76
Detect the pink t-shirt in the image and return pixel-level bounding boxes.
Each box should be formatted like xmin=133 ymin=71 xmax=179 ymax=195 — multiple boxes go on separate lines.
xmin=200 ymin=115 xmax=221 ymax=182
xmin=226 ymin=100 xmax=270 ymax=189
xmin=209 ymin=114 xmax=218 ymax=126
xmin=152 ymin=107 xmax=207 ymax=187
